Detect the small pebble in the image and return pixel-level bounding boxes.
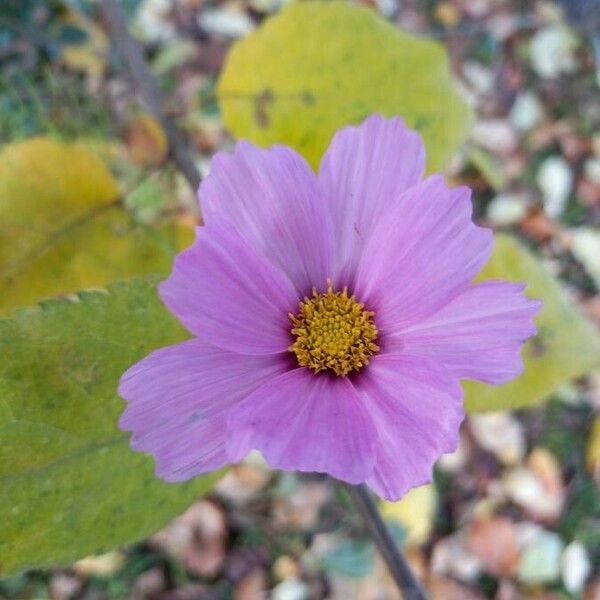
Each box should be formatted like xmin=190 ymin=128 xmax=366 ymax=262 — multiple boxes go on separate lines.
xmin=198 ymin=8 xmax=254 ymax=38
xmin=536 ymin=156 xmax=573 ymax=218
xmin=272 ymin=578 xmax=310 ymax=600
xmin=561 ymin=541 xmax=591 ymax=594
xmin=49 ymin=573 xmax=82 ymax=600
xmin=463 ymin=62 xmax=495 ymax=96
xmin=510 ymin=91 xmax=544 ymax=132
xmin=518 ymin=530 xmax=564 ymax=584
xmin=487 ymin=193 xmax=528 ymax=226
xmin=472 ymin=120 xmax=518 ymax=155
xmin=375 ymin=0 xmax=400 ymax=19
xmin=570 ymin=228 xmax=600 ymax=288
xmin=470 ymin=412 xmax=526 ymax=465
xmin=530 ymin=26 xmax=579 ymax=79
xmin=584 ymin=157 xmax=600 ymax=184
xmin=134 ymin=0 xmax=176 ymax=42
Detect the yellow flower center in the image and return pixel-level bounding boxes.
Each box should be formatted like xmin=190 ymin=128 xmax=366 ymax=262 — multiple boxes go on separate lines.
xmin=289 ymin=282 xmax=380 ymax=377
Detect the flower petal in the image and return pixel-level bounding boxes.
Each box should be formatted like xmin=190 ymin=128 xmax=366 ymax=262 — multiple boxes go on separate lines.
xmin=354 ymin=175 xmax=493 ymax=330
xmin=119 ymin=340 xmax=288 ymax=481
xmin=226 ymin=368 xmax=377 ymax=484
xmin=393 ymin=281 xmax=542 ymax=384
xmin=354 ymin=354 xmax=464 ymax=501
xmin=200 ymin=141 xmax=335 ymax=295
xmin=159 ymin=225 xmax=298 ymax=355
xmin=318 ymin=114 xmax=426 ymax=281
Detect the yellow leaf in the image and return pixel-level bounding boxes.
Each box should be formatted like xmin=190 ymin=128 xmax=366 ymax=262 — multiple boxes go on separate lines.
xmin=60 ymin=9 xmax=109 ymax=77
xmin=74 ymin=552 xmax=126 ymax=577
xmin=380 ymin=484 xmax=436 ymax=547
xmin=465 ymin=235 xmax=600 ymax=412
xmin=586 ymin=416 xmax=600 ymax=478
xmin=0 ymin=137 xmax=191 ymax=314
xmin=218 ymin=1 xmax=472 ymax=172
xmin=0 ymin=137 xmax=119 ymax=264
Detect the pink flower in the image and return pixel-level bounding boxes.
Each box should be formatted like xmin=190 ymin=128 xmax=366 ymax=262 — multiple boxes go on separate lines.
xmin=119 ymin=115 xmax=541 ymax=500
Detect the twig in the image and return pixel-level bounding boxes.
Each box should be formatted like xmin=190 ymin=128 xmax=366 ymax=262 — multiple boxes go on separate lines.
xmin=344 ymin=483 xmax=428 ymax=600
xmin=100 ymin=0 xmax=201 ymax=192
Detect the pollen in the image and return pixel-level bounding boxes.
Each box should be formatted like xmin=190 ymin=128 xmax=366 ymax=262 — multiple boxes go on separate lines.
xmin=289 ymin=281 xmax=380 ymax=377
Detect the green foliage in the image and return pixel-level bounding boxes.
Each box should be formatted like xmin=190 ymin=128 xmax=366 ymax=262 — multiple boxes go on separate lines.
xmin=469 ymin=147 xmax=507 ymax=192
xmin=0 ymin=278 xmax=221 ymax=575
xmin=0 ymin=70 xmax=111 ymax=142
xmin=0 ymin=1 xmax=107 ymax=83
xmin=125 ymin=175 xmax=171 ymax=224
xmin=0 ymin=0 xmax=85 ymax=67
xmin=559 ymin=478 xmax=600 ymax=562
xmin=465 ymin=235 xmax=600 ymax=412
xmin=0 ymin=0 xmax=112 ymax=141
xmin=0 ymin=137 xmax=192 ymax=314
xmin=218 ymin=1 xmax=472 ymax=172
xmin=322 ymin=539 xmax=375 ymax=578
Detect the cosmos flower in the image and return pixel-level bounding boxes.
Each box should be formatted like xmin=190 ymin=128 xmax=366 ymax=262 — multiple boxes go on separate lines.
xmin=119 ymin=115 xmax=541 ymax=500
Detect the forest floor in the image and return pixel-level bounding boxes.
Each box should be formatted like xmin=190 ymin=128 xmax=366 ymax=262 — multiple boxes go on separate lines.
xmin=0 ymin=0 xmax=599 ymax=598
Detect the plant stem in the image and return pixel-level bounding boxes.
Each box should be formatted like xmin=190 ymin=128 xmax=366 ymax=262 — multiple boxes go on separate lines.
xmin=344 ymin=483 xmax=428 ymax=600
xmin=100 ymin=0 xmax=202 ymax=192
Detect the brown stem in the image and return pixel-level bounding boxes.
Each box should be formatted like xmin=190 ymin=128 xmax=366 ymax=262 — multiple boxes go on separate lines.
xmin=344 ymin=483 xmax=428 ymax=600
xmin=100 ymin=0 xmax=201 ymax=192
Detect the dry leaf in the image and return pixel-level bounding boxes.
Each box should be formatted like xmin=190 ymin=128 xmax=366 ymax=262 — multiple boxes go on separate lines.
xmin=380 ymin=484 xmax=437 ymax=547
xmin=127 ymin=114 xmax=169 ymax=167
xmin=467 ymin=517 xmax=520 ymax=577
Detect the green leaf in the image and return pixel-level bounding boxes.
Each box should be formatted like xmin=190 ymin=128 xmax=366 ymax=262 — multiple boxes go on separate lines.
xmin=217 ymin=1 xmax=472 ymax=172
xmin=0 ymin=137 xmax=192 ymax=315
xmin=469 ymin=147 xmax=507 ymax=191
xmin=465 ymin=235 xmax=600 ymax=412
xmin=0 ymin=278 xmax=221 ymax=575
xmin=125 ymin=175 xmax=170 ymax=224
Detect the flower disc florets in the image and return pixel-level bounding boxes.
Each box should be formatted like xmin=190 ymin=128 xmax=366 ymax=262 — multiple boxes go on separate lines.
xmin=289 ymin=281 xmax=380 ymax=376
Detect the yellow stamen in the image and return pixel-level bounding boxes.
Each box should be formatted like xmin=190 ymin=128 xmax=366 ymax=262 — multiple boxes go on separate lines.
xmin=289 ymin=281 xmax=380 ymax=377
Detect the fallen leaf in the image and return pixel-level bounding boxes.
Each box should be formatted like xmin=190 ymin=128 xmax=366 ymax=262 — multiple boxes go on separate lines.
xmin=380 ymin=484 xmax=437 ymax=547
xmin=519 ymin=210 xmax=557 ymax=243
xmin=431 ymin=533 xmax=482 ymax=582
xmin=126 ymin=114 xmax=169 ymax=167
xmin=518 ymin=530 xmax=564 ymax=584
xmin=60 ymin=9 xmax=109 ymax=77
xmin=469 ymin=412 xmax=525 ymax=466
xmin=218 ymin=1 xmax=472 ymax=172
xmin=527 ymin=447 xmax=565 ymax=520
xmin=0 ymin=137 xmax=190 ymax=314
xmin=428 ymin=576 xmax=486 ymax=600
xmin=467 ymin=517 xmax=520 ymax=577
xmin=74 ymin=551 xmax=126 ymax=577
xmin=465 ymin=235 xmax=600 ymax=412
xmin=503 ymin=465 xmax=563 ymax=522
xmin=586 ymin=416 xmax=600 ymax=480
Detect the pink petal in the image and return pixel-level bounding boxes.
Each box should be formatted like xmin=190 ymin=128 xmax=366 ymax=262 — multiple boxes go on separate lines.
xmin=354 ymin=354 xmax=464 ymax=501
xmin=159 ymin=225 xmax=298 ymax=355
xmin=393 ymin=281 xmax=542 ymax=384
xmin=354 ymin=175 xmax=493 ymax=330
xmin=318 ymin=114 xmax=426 ymax=282
xmin=119 ymin=340 xmax=288 ymax=481
xmin=226 ymin=369 xmax=377 ymax=484
xmin=200 ymin=141 xmax=335 ymax=295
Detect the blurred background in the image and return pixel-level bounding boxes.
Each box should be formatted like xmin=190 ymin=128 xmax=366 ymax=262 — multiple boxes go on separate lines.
xmin=1 ymin=0 xmax=600 ymax=598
